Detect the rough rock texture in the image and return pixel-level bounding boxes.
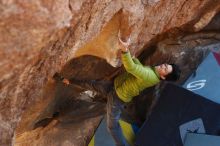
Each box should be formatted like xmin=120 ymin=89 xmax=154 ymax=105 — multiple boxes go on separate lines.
xmin=0 ymin=0 xmax=220 ymax=146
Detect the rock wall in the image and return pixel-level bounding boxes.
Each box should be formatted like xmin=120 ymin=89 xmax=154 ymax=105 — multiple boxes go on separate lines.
xmin=0 ymin=0 xmax=220 ymax=145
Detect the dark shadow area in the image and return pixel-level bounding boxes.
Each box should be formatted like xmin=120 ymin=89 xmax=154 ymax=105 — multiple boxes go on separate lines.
xmin=204 ymin=12 xmax=220 ymax=31
xmin=33 ymin=55 xmax=114 ymax=129
xmin=61 ymin=55 xmax=117 ymax=80
xmin=121 ymin=86 xmax=157 ymax=126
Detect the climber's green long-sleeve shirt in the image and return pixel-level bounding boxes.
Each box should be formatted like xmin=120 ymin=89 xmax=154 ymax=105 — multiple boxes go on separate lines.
xmin=114 ymin=51 xmax=160 ymax=102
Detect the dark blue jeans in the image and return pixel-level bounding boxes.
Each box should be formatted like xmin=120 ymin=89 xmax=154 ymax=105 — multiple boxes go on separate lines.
xmin=69 ymin=79 xmax=129 ymax=146
xmin=106 ymin=90 xmax=130 ymax=146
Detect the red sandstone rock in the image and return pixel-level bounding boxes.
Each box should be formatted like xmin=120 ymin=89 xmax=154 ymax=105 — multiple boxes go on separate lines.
xmin=0 ymin=0 xmax=220 ymax=145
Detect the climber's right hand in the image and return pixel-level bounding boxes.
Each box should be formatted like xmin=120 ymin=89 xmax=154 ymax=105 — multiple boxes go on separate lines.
xmin=118 ymin=30 xmax=131 ymax=53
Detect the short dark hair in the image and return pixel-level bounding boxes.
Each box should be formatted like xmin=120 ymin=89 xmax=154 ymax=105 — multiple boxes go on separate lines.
xmin=165 ymin=64 xmax=181 ymax=81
